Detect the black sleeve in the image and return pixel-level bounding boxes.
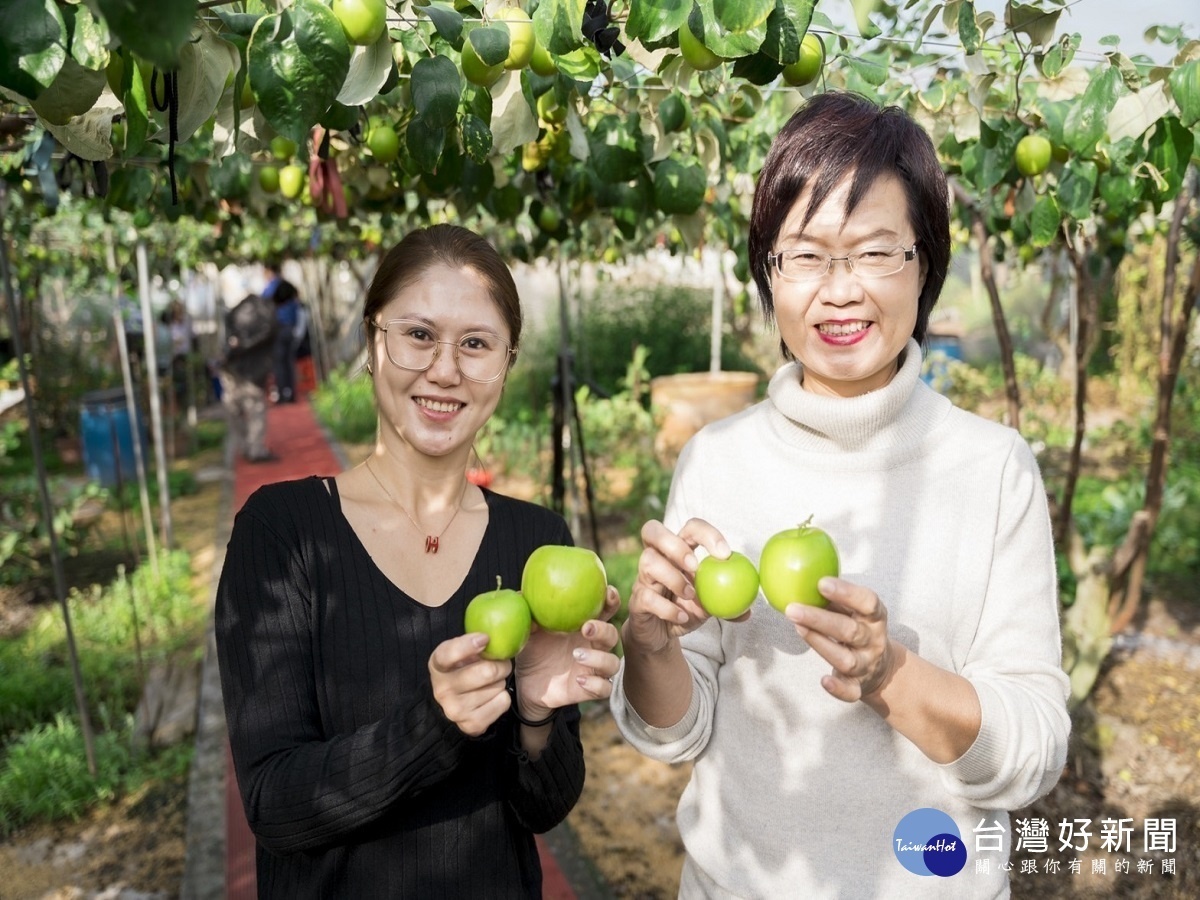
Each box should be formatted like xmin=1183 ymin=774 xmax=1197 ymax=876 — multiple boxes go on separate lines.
xmin=215 ymin=491 xmax=470 ymax=854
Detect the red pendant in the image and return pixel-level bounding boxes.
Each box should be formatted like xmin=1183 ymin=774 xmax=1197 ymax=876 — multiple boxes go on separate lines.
xmin=425 ymin=535 xmax=439 ymax=553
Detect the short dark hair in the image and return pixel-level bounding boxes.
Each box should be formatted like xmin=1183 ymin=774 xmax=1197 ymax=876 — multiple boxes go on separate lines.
xmin=362 ymin=224 xmax=522 ymax=354
xmin=748 ymin=91 xmax=951 ymax=350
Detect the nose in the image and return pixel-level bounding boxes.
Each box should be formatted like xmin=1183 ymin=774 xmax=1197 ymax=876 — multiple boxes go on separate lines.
xmin=424 ymin=340 xmax=462 ymax=384
xmin=818 ymin=259 xmax=863 ymax=305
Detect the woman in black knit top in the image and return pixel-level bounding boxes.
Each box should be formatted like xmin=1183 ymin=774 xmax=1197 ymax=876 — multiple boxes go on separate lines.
xmin=216 ymin=225 xmax=621 ymax=898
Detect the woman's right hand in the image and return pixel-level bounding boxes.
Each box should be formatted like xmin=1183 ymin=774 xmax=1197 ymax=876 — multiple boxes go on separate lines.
xmin=623 ymin=518 xmax=732 ymax=655
xmin=428 ymin=634 xmax=512 ymax=737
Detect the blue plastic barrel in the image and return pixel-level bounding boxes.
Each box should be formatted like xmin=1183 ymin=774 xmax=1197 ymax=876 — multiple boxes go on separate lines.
xmin=80 ymin=388 xmax=146 ymax=488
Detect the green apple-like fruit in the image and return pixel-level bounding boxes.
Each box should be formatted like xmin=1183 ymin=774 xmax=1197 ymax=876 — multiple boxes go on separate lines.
xmin=494 ymin=7 xmax=535 ymax=70
xmin=1014 ymin=134 xmax=1052 ymax=177
xmin=462 ymin=35 xmax=505 ymax=87
xmin=758 ymin=519 xmax=840 ymax=611
xmin=367 ymin=123 xmax=400 ymax=163
xmin=270 ymin=136 xmax=297 ymax=161
xmin=279 ymin=164 xmax=306 ymax=200
xmin=695 ymin=551 xmax=760 ymax=619
xmin=332 ymin=0 xmax=387 ymax=46
xmin=537 ymin=91 xmax=567 ymax=126
xmin=464 ymin=577 xmax=533 ymax=660
xmin=536 ymin=204 xmax=561 ymax=233
xmin=258 ymin=165 xmax=280 ymax=193
xmin=782 ymin=33 xmax=824 ymax=86
xmin=521 ymin=545 xmax=607 ymax=633
xmin=658 ymin=93 xmax=690 ymax=133
xmin=678 ymin=22 xmax=722 ymax=71
xmin=529 ymin=40 xmax=557 ymax=77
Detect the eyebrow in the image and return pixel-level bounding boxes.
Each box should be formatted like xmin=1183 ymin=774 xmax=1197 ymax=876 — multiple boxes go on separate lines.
xmin=386 ymin=314 xmax=502 ymax=336
xmin=779 ymin=227 xmax=904 ymax=247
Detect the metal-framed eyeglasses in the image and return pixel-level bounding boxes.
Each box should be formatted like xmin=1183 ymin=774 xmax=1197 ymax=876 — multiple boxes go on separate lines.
xmin=370 ymin=318 xmax=516 ymax=384
xmin=767 ymin=243 xmax=918 ymax=282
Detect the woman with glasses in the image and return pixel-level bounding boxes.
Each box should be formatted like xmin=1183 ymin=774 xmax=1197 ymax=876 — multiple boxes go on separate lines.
xmin=216 ymin=224 xmax=621 ymax=898
xmin=612 ymin=92 xmax=1069 ymax=897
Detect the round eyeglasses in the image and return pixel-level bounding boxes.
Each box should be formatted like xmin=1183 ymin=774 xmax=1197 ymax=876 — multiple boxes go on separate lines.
xmin=767 ymin=243 xmax=918 ymax=282
xmin=370 ymin=319 xmax=516 ymax=384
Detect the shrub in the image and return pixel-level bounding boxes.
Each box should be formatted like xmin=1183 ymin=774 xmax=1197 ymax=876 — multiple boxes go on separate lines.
xmin=311 ymin=367 xmax=377 ymax=444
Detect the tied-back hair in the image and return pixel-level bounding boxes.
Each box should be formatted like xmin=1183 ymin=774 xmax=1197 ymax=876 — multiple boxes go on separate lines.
xmin=362 ymin=224 xmax=522 ymax=353
xmin=748 ymin=91 xmax=951 ymax=350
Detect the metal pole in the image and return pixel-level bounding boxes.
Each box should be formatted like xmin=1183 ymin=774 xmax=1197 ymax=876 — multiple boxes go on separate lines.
xmin=0 ymin=183 xmax=97 ymax=776
xmin=709 ymin=249 xmax=724 ymax=374
xmin=114 ymin=309 xmax=159 ymax=577
xmin=136 ymin=242 xmax=172 ymax=549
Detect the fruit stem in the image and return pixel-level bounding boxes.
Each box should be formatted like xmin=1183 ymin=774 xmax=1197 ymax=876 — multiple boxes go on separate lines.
xmin=495 ymin=575 xmax=502 ymax=590
xmin=799 ymin=514 xmax=814 ymax=530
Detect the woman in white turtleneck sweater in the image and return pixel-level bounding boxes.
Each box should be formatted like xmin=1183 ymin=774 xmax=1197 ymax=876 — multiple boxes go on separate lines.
xmin=611 ymin=92 xmax=1070 ymax=899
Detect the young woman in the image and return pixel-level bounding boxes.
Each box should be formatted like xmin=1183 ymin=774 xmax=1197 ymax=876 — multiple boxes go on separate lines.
xmin=217 ymin=225 xmax=621 ymax=898
xmin=612 ymin=92 xmax=1070 ymax=898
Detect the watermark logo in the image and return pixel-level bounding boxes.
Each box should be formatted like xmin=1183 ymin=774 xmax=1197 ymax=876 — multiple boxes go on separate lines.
xmin=893 ymin=808 xmax=968 ymax=877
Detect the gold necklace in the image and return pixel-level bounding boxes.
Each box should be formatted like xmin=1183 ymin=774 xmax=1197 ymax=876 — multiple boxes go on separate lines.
xmin=364 ymin=458 xmax=468 ymax=554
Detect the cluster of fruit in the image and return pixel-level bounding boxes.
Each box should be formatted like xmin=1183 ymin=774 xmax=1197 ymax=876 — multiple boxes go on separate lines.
xmin=695 ymin=519 xmax=840 ymax=619
xmin=464 ymin=546 xmax=608 ymax=660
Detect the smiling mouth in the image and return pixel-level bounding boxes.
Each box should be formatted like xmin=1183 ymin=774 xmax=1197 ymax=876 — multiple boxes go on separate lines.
xmin=415 ymin=397 xmax=463 ymax=413
xmin=817 ymin=321 xmax=870 ymax=336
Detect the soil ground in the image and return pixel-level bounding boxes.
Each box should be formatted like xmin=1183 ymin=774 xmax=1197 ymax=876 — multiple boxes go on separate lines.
xmin=1 ymin=438 xmax=1198 ymax=899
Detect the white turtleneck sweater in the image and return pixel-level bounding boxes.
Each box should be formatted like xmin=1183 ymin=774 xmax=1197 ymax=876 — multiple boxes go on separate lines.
xmin=611 ymin=340 xmax=1070 ymax=899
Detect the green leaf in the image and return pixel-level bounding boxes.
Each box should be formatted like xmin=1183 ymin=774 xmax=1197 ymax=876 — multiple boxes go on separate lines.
xmin=626 ymin=0 xmax=690 ymax=43
xmin=715 ymin=0 xmax=773 ymax=34
xmin=762 ymin=0 xmax=816 ymax=64
xmin=43 ymin=101 xmax=126 ymax=160
xmin=106 ymin=167 xmax=156 ymax=211
xmin=589 ymin=114 xmax=643 ymax=183
xmin=1105 ymin=51 xmax=1142 ymax=91
xmin=1055 ymin=159 xmax=1098 ymax=220
xmin=1098 ymin=168 xmax=1139 ymax=214
xmin=0 ymin=0 xmax=67 ymax=100
xmin=31 ymin=57 xmax=106 ymax=126
xmin=337 ymin=28 xmax=394 ymax=106
xmin=410 ymin=56 xmax=461 ymax=129
xmin=214 ymin=10 xmax=265 ymax=38
xmin=555 ymin=47 xmax=602 ymax=82
xmin=122 ymin=55 xmax=151 ymax=156
xmin=406 ymin=117 xmax=445 ymax=173
xmin=460 ymin=114 xmax=492 ymax=164
xmin=1063 ymin=66 xmax=1120 ymax=156
xmin=1146 ymin=116 xmax=1194 ymax=202
xmin=534 ymin=0 xmax=586 ymax=56
xmin=1167 ymin=59 xmax=1200 ymax=127
xmin=1029 ymin=194 xmax=1060 ymax=248
xmin=844 ymin=56 xmax=887 ymax=87
xmin=849 ymin=0 xmax=881 ymax=39
xmin=248 ymin=0 xmax=352 ymax=146
xmin=958 ymin=1 xmax=980 ymax=55
xmin=417 ymin=2 xmax=465 ymax=50
xmin=1038 ymin=32 xmax=1080 ymax=80
xmin=468 ymin=25 xmax=510 ymax=68
xmin=697 ymin=0 xmax=767 ymax=57
xmin=66 ymin=5 xmax=111 ymax=72
xmin=1005 ymin=2 xmax=1061 ymax=47
xmin=731 ymin=52 xmax=783 ymax=85
xmin=167 ymin=29 xmax=237 ymax=143
xmin=653 ymin=158 xmax=706 ymax=214
xmin=96 ymin=0 xmax=198 ymax=71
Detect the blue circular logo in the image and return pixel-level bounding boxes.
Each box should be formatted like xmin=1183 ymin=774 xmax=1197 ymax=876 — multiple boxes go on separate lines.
xmin=893 ymin=809 xmax=966 ymax=877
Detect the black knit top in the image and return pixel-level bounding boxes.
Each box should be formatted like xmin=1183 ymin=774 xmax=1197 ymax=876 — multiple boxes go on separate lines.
xmin=215 ymin=476 xmax=585 ymax=898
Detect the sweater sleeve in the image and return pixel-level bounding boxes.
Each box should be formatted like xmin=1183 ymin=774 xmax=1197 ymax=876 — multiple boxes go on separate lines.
xmin=940 ymin=437 xmax=1071 ymax=807
xmin=610 ymin=439 xmax=724 ymax=763
xmin=215 ymin=499 xmax=471 ymax=854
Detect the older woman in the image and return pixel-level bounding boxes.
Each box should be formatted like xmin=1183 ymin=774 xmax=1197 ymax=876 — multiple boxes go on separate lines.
xmin=217 ymin=225 xmax=621 ymax=898
xmin=612 ymin=92 xmax=1070 ymax=897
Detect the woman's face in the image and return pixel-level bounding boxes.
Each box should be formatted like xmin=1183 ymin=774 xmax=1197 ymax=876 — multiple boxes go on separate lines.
xmin=369 ymin=264 xmax=512 ymax=459
xmin=771 ymin=173 xmax=926 ymax=398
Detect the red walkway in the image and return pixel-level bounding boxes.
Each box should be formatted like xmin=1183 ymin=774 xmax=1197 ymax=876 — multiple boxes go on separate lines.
xmin=223 ymin=397 xmax=575 ymax=898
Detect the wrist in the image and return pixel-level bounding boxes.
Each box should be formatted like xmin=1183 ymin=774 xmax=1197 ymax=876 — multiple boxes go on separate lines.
xmin=621 ymin=618 xmax=679 ymax=659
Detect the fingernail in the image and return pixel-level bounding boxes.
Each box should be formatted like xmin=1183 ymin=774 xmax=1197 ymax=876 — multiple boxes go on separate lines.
xmin=576 ymin=676 xmax=588 ymax=687
xmin=818 ymin=576 xmax=837 ymax=594
xmin=583 ymin=623 xmax=595 ymax=638
xmin=684 ymin=553 xmax=699 ymax=572
xmin=472 ymin=634 xmax=489 ymax=648
xmin=573 ymin=648 xmax=587 ymax=661
xmin=716 ymin=541 xmax=731 ymax=558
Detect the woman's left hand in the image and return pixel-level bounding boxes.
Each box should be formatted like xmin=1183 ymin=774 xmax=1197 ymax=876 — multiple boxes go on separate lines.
xmin=785 ymin=577 xmax=898 ymax=703
xmin=513 ymin=585 xmax=622 ymax=721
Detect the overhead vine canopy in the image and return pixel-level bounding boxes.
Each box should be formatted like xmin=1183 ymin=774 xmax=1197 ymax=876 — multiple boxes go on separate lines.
xmin=0 ymin=0 xmax=1197 ymax=262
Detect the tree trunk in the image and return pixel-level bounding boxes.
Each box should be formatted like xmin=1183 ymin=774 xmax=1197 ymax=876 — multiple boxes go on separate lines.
xmin=951 ymin=182 xmax=1022 ymax=428
xmin=1054 ymin=241 xmax=1097 ymax=548
xmin=1108 ymin=172 xmax=1199 ymax=633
